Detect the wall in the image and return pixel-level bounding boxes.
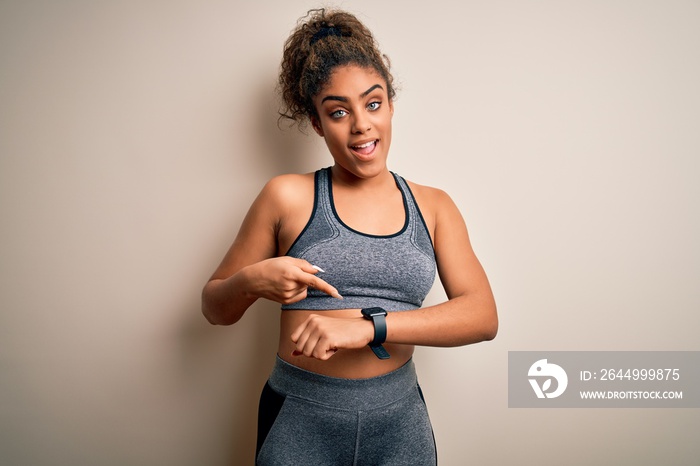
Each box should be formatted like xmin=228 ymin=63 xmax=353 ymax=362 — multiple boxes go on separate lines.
xmin=1 ymin=1 xmax=698 ymax=464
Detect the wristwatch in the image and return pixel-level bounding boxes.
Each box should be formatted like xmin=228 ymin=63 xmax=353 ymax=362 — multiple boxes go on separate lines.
xmin=361 ymin=307 xmax=390 ymax=360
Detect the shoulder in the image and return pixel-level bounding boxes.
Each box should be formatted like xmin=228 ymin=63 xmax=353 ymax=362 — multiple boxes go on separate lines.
xmin=254 ymin=173 xmax=317 ymax=235
xmin=402 ymin=178 xmax=464 ymax=236
xmin=263 ymin=172 xmax=315 ymax=194
xmin=258 ymin=172 xmax=315 ymax=208
xmin=403 ymin=178 xmax=459 ymax=215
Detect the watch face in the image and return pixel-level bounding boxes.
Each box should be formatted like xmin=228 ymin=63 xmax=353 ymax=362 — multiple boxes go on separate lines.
xmin=362 ymin=307 xmax=387 ymax=317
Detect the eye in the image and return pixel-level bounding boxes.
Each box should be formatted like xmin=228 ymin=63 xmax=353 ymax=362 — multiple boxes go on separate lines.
xmin=367 ymin=101 xmax=381 ymax=111
xmin=330 ymin=109 xmax=347 ymax=119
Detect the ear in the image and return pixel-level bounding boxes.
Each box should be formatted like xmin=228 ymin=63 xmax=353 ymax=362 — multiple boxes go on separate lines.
xmin=389 ymin=99 xmax=394 ymax=116
xmin=310 ymin=116 xmax=324 ymax=137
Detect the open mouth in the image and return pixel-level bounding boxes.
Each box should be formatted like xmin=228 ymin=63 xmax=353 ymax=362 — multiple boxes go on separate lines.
xmin=350 ymin=139 xmax=379 ymax=156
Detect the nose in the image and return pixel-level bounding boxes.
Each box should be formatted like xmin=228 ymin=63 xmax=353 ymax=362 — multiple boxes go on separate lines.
xmin=351 ymin=111 xmax=371 ymax=134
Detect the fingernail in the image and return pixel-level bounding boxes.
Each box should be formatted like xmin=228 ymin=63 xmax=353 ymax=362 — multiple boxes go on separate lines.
xmin=311 ymin=265 xmax=325 ymax=273
xmin=333 ymin=292 xmax=343 ymax=299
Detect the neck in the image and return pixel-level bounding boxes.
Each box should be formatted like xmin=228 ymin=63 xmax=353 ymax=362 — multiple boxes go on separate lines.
xmin=330 ymin=164 xmax=393 ymax=190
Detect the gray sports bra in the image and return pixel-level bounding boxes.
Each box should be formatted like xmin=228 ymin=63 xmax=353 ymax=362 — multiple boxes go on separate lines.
xmin=281 ymin=168 xmax=436 ymax=311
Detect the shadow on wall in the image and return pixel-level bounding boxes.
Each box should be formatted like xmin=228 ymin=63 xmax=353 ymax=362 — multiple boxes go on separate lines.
xmin=177 ymin=76 xmax=323 ymax=465
xmin=252 ymin=76 xmax=327 ymax=177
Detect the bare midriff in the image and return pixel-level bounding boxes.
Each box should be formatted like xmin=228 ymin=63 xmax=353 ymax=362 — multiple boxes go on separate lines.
xmin=278 ymin=309 xmax=414 ymax=379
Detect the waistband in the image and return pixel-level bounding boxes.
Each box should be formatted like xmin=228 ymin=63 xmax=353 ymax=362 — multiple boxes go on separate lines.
xmin=268 ymin=356 xmax=418 ymax=411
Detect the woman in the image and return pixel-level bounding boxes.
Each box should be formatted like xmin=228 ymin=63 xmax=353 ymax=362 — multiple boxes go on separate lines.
xmin=202 ymin=8 xmax=497 ymax=465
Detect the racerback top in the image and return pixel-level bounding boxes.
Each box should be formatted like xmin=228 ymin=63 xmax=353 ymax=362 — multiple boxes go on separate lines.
xmin=281 ymin=167 xmax=436 ymax=311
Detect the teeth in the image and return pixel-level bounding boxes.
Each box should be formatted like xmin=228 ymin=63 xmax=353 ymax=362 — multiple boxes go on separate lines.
xmin=352 ymin=140 xmax=376 ymax=149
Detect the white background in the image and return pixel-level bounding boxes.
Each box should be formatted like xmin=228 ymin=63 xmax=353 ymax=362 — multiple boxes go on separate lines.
xmin=1 ymin=1 xmax=698 ymax=464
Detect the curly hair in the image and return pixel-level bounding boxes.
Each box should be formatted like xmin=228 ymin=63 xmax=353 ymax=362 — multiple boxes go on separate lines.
xmin=278 ymin=8 xmax=396 ymax=128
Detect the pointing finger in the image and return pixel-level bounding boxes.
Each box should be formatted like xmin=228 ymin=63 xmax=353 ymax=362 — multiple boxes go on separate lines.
xmin=308 ymin=275 xmax=342 ymax=299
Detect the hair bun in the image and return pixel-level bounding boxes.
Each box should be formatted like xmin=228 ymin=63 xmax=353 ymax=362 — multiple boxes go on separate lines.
xmin=310 ymin=25 xmax=349 ymax=45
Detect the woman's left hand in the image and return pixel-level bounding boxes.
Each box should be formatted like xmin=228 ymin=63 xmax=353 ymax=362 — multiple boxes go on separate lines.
xmin=290 ymin=314 xmax=374 ymax=360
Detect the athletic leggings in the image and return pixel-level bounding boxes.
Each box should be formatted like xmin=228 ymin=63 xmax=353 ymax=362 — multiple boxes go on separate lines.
xmin=256 ymin=356 xmax=437 ymax=466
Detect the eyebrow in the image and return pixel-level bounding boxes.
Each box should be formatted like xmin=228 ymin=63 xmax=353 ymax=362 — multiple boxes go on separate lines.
xmin=321 ymin=84 xmax=384 ymax=104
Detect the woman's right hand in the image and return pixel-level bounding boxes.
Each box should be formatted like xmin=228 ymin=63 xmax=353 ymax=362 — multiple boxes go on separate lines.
xmin=246 ymin=257 xmax=342 ymax=305
xmin=202 ymin=257 xmax=341 ymax=325
xmin=203 ymin=173 xmax=325 ymax=325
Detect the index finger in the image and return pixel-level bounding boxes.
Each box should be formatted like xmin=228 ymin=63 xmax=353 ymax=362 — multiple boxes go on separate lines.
xmin=305 ymin=273 xmax=343 ymax=300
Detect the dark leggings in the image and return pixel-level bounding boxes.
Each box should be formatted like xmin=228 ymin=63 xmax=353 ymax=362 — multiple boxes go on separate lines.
xmin=256 ymin=357 xmax=437 ymax=466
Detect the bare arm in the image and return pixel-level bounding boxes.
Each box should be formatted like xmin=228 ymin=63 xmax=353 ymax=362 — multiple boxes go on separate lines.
xmin=385 ymin=188 xmax=497 ymax=345
xmin=201 ymin=176 xmax=340 ymax=325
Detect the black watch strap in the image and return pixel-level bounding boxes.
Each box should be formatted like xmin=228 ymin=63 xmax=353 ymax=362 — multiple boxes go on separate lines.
xmin=369 ymin=343 xmax=390 ymax=360
xmin=361 ymin=307 xmax=390 ymax=360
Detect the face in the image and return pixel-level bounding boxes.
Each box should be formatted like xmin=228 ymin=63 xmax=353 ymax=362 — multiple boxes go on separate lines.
xmin=311 ymin=65 xmax=394 ymax=180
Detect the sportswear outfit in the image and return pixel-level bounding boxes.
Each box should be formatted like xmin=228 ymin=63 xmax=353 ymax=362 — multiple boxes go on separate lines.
xmin=256 ymin=168 xmax=438 ymax=465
